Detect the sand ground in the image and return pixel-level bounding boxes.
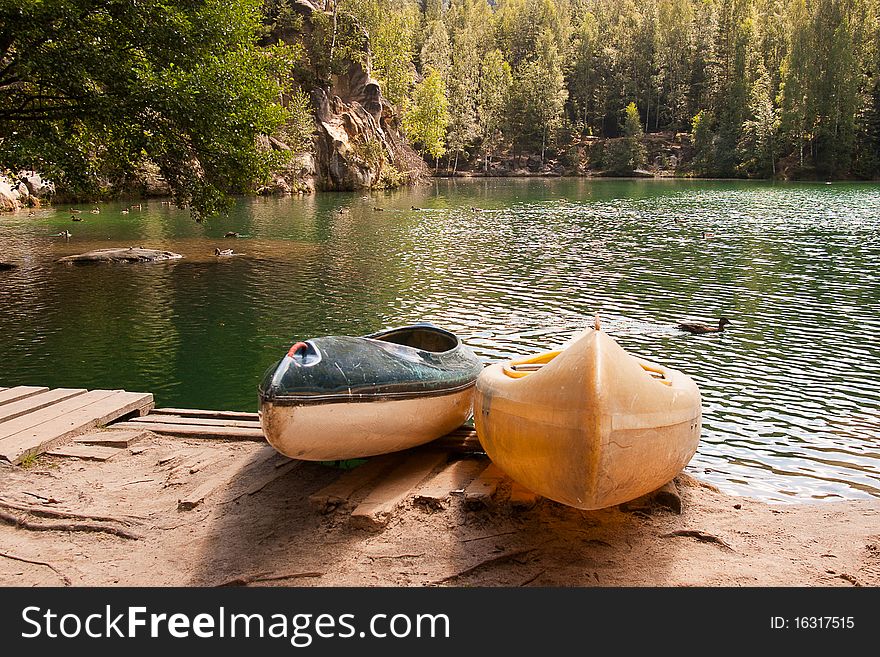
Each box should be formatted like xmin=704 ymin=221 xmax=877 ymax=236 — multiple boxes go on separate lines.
xmin=1 ymin=431 xmax=878 ymax=588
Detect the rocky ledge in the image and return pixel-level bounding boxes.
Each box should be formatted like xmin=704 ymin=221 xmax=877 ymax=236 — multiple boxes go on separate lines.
xmin=1 ymin=171 xmax=55 ymax=211
xmin=57 ymin=247 xmax=183 ymax=264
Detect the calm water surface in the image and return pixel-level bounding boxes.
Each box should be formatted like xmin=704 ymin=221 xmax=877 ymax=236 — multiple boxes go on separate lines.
xmin=1 ymin=178 xmax=879 ymax=503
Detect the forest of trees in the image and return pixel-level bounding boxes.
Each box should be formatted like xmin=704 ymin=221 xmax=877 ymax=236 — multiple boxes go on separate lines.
xmin=341 ymin=0 xmax=880 ymax=179
xmin=2 ymin=0 xmax=879 ymax=217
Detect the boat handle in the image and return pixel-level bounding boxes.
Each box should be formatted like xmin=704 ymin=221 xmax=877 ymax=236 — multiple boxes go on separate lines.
xmin=287 ymin=341 xmax=309 ymax=358
xmin=640 ymin=363 xmax=672 ymax=386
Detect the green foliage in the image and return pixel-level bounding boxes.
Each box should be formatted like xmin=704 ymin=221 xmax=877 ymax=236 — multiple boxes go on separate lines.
xmin=0 ymin=0 xmax=290 ymax=218
xmin=623 ymin=102 xmax=644 ymax=139
xmin=342 ymin=0 xmax=420 ymax=108
xmin=569 ymin=11 xmax=601 ymax=132
xmin=353 ymin=135 xmax=385 ymax=168
xmin=478 ymin=49 xmax=513 ymax=169
xmin=402 ymin=69 xmax=449 ymax=160
xmin=740 ymin=63 xmax=780 ymax=175
xmin=505 ymin=29 xmax=568 ymax=163
xmin=376 ymin=162 xmax=405 ymax=188
xmin=5 ymin=0 xmax=879 ymax=204
xmin=691 ymin=109 xmax=716 ymax=174
xmin=420 ymin=18 xmax=452 ymax=81
xmin=281 ymin=88 xmax=317 ymax=155
xmin=603 ymin=102 xmax=645 ymax=174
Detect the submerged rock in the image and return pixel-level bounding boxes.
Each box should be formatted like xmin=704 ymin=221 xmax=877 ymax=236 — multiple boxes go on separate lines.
xmin=57 ymin=247 xmax=183 ymax=263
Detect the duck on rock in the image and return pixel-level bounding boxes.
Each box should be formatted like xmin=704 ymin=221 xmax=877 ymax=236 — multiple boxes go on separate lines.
xmin=676 ymin=317 xmax=732 ymax=334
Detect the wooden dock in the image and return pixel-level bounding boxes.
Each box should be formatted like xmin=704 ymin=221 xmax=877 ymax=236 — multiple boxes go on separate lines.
xmin=5 ymin=385 xmax=649 ymax=530
xmin=0 ymin=385 xmax=154 ymax=464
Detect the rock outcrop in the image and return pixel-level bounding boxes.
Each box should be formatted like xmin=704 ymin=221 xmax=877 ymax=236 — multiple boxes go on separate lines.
xmin=1 ymin=171 xmax=55 ymax=211
xmin=267 ymin=1 xmax=428 ymax=193
xmin=57 ymin=248 xmax=183 ymax=264
xmin=311 ymin=62 xmax=429 ymax=191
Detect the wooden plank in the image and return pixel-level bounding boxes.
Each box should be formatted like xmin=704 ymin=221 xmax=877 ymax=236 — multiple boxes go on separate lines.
xmin=0 ymin=386 xmax=50 ymax=407
xmin=127 ymin=414 xmax=261 ymax=429
xmin=111 ymin=420 xmax=263 ymax=441
xmin=413 ymin=458 xmax=488 ymax=509
xmin=350 ymin=450 xmax=448 ymax=530
xmin=433 ymin=428 xmax=483 ymax=453
xmin=72 ymin=429 xmax=148 ymax=447
xmin=151 ymin=407 xmax=260 ymax=421
xmin=463 ymin=462 xmax=507 ymax=508
xmin=308 ymin=454 xmax=403 ymax=512
xmin=0 ymin=389 xmax=120 ymax=442
xmin=0 ymin=388 xmax=88 ymax=424
xmin=178 ymin=448 xmax=280 ymax=511
xmin=47 ymin=444 xmax=123 ymax=461
xmin=224 ymin=460 xmax=300 ymax=502
xmin=509 ymin=481 xmax=539 ymax=510
xmin=0 ymin=390 xmax=154 ymax=464
xmin=164 ymin=449 xmax=223 ymax=487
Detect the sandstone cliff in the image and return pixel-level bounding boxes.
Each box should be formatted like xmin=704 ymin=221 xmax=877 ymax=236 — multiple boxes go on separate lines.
xmin=267 ymin=0 xmax=428 ymax=193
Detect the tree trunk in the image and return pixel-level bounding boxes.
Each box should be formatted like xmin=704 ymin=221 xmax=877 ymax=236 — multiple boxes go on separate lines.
xmin=453 ymin=152 xmax=459 ymax=175
xmin=770 ymin=135 xmax=776 ymax=176
xmin=541 ymin=128 xmax=546 ymax=165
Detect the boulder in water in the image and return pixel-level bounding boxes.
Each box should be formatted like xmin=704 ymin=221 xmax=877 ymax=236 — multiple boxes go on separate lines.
xmin=57 ymin=247 xmax=183 ymax=263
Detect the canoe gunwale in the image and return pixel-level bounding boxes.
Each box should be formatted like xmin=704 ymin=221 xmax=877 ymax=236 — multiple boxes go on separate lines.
xmin=260 ymin=380 xmax=477 ymax=406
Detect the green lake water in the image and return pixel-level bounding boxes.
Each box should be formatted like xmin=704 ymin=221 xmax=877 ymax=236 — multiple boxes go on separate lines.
xmin=1 ymin=177 xmax=879 ymax=503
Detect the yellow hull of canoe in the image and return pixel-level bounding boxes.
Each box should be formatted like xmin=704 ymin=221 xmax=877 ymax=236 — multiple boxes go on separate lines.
xmin=473 ymin=328 xmax=702 ymax=510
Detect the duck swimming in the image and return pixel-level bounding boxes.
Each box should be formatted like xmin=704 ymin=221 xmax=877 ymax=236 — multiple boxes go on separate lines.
xmin=676 ymin=317 xmax=732 ymax=334
xmin=224 ymin=231 xmax=240 ymax=238
xmin=214 ymin=248 xmax=234 ymax=256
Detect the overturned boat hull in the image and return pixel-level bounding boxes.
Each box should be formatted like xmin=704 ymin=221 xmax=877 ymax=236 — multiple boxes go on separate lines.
xmin=259 ymin=324 xmax=484 ymax=460
xmin=474 ymin=328 xmax=702 ymax=510
xmin=260 ymin=386 xmax=475 ymax=461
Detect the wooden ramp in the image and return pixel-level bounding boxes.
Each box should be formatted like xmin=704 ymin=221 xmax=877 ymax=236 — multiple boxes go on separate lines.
xmin=0 ymin=385 xmax=154 ymax=464
xmin=113 ymin=407 xmax=263 ymax=440
xmin=112 ymin=408 xmax=486 ymax=449
xmin=307 ymin=437 xmax=541 ymax=529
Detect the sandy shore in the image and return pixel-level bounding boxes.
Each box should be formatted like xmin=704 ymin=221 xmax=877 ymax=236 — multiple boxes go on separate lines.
xmin=1 ymin=431 xmax=878 ymax=588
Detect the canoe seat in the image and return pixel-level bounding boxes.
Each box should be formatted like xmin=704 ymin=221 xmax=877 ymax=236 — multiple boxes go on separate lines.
xmin=503 ymin=350 xmax=561 ymax=378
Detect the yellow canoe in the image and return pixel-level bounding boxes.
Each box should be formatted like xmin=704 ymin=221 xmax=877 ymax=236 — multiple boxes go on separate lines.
xmin=473 ymin=328 xmax=702 ymax=510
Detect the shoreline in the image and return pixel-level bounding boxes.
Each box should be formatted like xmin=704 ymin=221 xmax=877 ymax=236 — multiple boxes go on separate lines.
xmin=2 ymin=427 xmax=878 ymax=587
xmin=7 ymin=173 xmax=880 ymax=214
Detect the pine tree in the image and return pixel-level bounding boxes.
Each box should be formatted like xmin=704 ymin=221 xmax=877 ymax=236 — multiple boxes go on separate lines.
xmin=741 ymin=63 xmax=780 ymax=175
xmin=478 ymin=49 xmax=513 ymax=171
xmin=420 ymin=18 xmax=452 ymax=81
